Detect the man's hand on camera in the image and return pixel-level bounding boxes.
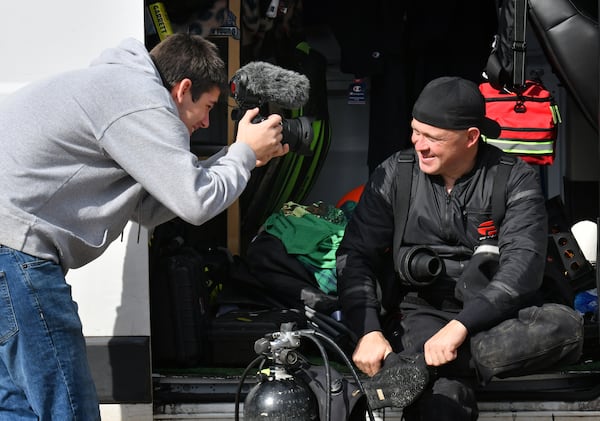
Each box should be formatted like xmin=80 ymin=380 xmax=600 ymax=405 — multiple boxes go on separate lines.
xmin=236 ymin=107 xmax=288 ymax=167
xmin=423 ymin=319 xmax=468 ymax=366
xmin=353 ymin=331 xmax=393 ymax=377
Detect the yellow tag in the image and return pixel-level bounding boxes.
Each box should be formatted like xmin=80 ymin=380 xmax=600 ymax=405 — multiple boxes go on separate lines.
xmin=149 ymin=2 xmax=173 ymax=41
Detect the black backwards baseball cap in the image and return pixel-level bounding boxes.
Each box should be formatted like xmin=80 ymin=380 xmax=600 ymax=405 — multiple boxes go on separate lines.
xmin=412 ymin=76 xmax=501 ymax=139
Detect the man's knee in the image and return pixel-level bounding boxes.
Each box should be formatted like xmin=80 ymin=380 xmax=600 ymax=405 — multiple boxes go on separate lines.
xmin=433 ymin=378 xmax=476 ymax=404
xmin=404 ymin=378 xmax=479 ymax=421
xmin=431 ymin=378 xmax=478 ymax=420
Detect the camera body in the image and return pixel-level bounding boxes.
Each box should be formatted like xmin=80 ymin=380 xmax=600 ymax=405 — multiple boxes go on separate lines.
xmin=230 ymin=73 xmax=314 ymax=156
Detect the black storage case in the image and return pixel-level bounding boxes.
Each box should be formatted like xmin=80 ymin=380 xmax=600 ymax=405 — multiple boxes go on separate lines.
xmin=206 ymin=308 xmax=306 ymax=367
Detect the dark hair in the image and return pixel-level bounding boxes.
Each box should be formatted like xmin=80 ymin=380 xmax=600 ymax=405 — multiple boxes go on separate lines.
xmin=149 ymin=33 xmax=227 ymax=101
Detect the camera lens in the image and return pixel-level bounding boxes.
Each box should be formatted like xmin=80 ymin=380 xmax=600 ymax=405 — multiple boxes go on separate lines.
xmin=410 ymin=252 xmax=443 ymax=280
xmin=249 ymin=113 xmax=314 ymax=156
xmin=282 ymin=116 xmax=314 ymax=156
xmin=398 ymin=246 xmax=444 ymax=287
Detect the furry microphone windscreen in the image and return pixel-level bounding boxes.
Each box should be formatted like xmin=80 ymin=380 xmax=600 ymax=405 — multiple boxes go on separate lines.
xmin=231 ymin=61 xmax=310 ymax=109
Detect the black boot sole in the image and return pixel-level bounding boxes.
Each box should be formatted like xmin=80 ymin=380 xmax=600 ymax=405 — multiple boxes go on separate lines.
xmin=364 ymin=353 xmax=430 ymax=410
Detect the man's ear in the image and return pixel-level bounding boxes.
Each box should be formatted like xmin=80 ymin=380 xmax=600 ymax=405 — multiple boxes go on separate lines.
xmin=171 ymin=78 xmax=192 ymax=103
xmin=466 ymin=127 xmax=481 ymax=147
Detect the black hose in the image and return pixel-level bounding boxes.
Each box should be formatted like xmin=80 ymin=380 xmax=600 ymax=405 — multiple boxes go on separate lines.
xmin=234 ymin=355 xmax=266 ymax=421
xmin=307 ymin=307 xmax=358 ymax=344
xmin=306 ymin=313 xmax=341 ymax=339
xmin=299 ymin=331 xmax=332 ymax=421
xmin=313 ymin=331 xmax=376 ymax=421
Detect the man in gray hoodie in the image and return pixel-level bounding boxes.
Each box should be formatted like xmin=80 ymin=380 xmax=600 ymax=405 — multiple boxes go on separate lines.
xmin=0 ymin=33 xmax=287 ymax=420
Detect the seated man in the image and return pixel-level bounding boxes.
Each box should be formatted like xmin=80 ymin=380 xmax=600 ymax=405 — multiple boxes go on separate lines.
xmin=336 ymin=76 xmax=548 ymax=420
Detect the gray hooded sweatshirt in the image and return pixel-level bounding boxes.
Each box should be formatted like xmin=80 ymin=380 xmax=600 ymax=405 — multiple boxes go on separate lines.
xmin=0 ymin=38 xmax=256 ymax=271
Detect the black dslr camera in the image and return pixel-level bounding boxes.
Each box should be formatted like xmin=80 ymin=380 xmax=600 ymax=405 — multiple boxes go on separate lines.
xmin=229 ymin=67 xmax=314 ymax=156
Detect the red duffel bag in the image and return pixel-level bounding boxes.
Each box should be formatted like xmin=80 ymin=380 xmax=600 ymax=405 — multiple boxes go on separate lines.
xmin=479 ymin=80 xmax=561 ymax=165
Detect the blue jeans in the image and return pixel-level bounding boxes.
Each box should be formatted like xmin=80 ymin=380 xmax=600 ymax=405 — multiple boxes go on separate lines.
xmin=0 ymin=246 xmax=100 ymax=420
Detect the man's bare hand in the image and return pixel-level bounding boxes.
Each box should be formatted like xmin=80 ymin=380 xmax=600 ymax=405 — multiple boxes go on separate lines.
xmin=235 ymin=108 xmax=288 ymax=166
xmin=423 ymin=319 xmax=468 ymax=366
xmin=353 ymin=331 xmax=393 ymax=377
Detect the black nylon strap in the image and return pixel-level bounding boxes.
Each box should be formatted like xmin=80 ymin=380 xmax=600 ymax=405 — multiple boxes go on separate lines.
xmin=492 ymin=155 xmax=517 ymax=229
xmin=393 ymin=153 xmax=415 ymax=242
xmin=392 ymin=152 xmax=415 ymax=268
xmin=512 ymin=0 xmax=528 ymax=88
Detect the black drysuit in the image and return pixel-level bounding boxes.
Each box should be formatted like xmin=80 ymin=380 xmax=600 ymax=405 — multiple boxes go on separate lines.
xmin=336 ymin=142 xmax=548 ymax=419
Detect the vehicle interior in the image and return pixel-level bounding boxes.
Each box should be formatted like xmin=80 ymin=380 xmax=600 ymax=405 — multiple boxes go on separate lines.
xmin=146 ymin=0 xmax=600 ymax=419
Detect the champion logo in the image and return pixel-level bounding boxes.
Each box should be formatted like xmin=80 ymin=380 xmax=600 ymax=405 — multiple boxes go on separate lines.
xmin=477 ymin=220 xmax=497 ymax=239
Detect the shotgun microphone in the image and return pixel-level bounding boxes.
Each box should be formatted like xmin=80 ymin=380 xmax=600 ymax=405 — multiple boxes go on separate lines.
xmin=230 ymin=61 xmax=310 ymax=110
xmin=230 ymin=61 xmax=313 ymax=156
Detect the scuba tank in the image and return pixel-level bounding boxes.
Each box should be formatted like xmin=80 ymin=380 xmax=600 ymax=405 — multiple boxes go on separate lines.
xmin=236 ymin=322 xmax=374 ymax=421
xmin=244 ymin=366 xmax=318 ymax=421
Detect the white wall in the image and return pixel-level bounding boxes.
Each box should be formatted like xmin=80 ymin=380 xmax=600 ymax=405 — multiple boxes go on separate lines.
xmin=0 ymin=0 xmax=147 ymax=336
xmin=68 ymin=224 xmax=151 ymax=337
xmin=0 ymin=1 xmax=143 ymax=100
